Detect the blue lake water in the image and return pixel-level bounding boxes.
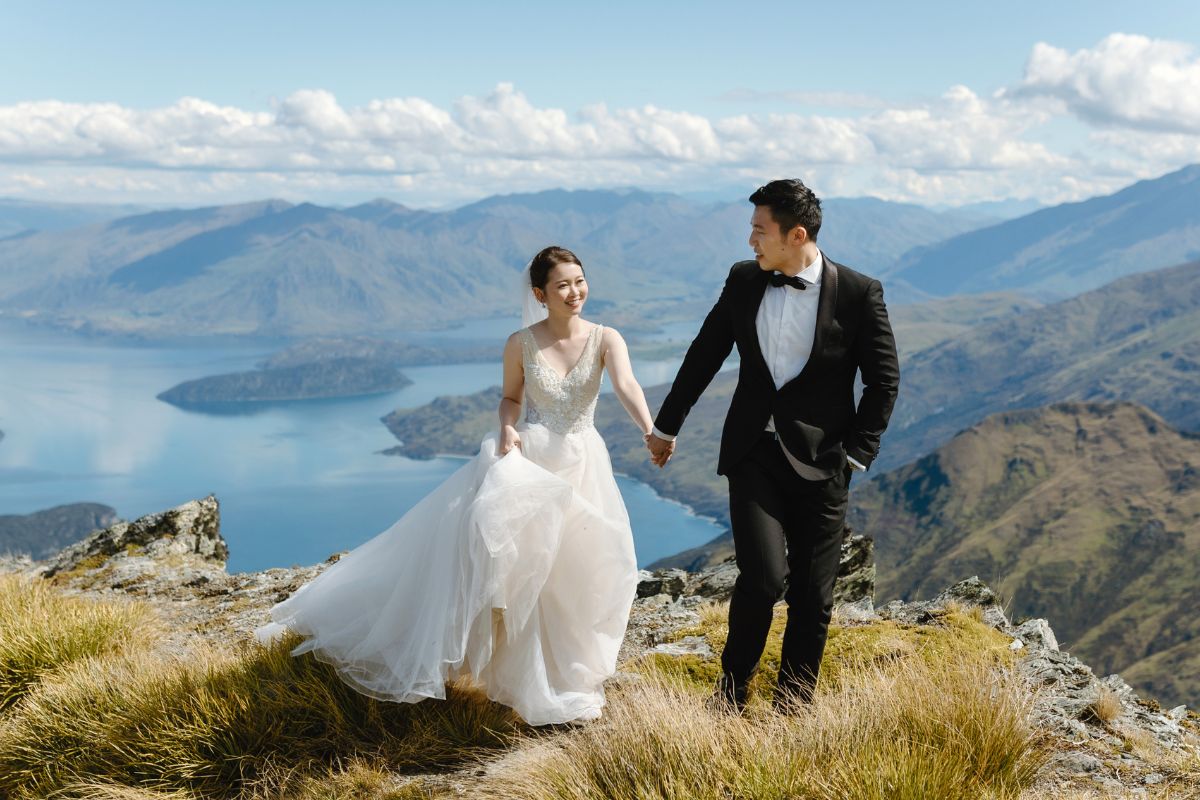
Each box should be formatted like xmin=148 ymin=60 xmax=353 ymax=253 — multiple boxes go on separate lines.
xmin=0 ymin=317 xmax=725 ymax=571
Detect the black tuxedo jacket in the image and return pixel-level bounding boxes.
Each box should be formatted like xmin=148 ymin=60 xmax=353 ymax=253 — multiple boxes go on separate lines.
xmin=654 ymin=256 xmax=900 ymax=479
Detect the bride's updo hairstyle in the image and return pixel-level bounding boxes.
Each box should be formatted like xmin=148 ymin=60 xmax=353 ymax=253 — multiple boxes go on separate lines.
xmin=530 ymin=246 xmax=584 ymax=290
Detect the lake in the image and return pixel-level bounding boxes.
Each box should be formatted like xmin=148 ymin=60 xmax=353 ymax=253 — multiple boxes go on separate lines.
xmin=0 ymin=317 xmax=725 ymax=571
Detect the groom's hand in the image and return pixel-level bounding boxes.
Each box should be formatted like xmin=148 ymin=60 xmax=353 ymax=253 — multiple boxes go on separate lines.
xmin=645 ymin=432 xmax=675 ymax=468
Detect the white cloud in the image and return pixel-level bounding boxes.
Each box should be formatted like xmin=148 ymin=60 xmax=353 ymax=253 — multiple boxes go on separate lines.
xmin=2 ymin=34 xmax=1199 ymax=210
xmin=1014 ymin=33 xmax=1200 ymax=133
xmin=862 ymin=85 xmax=1062 ymax=172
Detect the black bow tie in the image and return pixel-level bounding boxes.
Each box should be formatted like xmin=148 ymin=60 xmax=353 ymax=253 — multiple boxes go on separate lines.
xmin=769 ymin=272 xmax=808 ymax=290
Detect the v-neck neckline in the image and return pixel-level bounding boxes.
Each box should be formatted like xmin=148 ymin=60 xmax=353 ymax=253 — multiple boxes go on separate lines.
xmin=530 ymin=324 xmax=598 ymax=381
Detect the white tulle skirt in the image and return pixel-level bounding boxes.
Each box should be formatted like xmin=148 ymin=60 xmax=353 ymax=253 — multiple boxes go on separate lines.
xmin=254 ymin=422 xmax=639 ymax=726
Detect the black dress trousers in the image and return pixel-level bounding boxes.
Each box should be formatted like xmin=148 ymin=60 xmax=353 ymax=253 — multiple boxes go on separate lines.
xmin=721 ymin=429 xmax=849 ymax=701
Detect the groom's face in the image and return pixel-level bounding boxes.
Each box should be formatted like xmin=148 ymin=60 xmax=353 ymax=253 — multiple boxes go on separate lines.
xmin=749 ymin=205 xmax=798 ymax=271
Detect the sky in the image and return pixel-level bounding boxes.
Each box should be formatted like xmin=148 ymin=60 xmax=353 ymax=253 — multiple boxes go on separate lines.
xmin=3 ymin=0 xmax=1200 ymax=209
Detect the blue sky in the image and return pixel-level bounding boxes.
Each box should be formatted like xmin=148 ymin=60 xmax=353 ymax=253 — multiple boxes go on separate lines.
xmin=3 ymin=1 xmax=1199 ymax=208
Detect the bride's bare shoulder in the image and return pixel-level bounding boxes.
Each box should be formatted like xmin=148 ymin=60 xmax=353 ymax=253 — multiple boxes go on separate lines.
xmin=598 ymin=323 xmax=623 ymax=342
xmin=504 ymin=329 xmax=527 ymax=358
xmin=598 ymin=324 xmax=628 ymax=359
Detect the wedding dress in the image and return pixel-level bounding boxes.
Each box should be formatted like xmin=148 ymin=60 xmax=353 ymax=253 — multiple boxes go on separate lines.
xmin=254 ymin=323 xmax=638 ymax=725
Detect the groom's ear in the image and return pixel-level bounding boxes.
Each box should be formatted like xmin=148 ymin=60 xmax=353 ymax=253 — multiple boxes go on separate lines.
xmin=787 ymin=224 xmax=810 ymax=246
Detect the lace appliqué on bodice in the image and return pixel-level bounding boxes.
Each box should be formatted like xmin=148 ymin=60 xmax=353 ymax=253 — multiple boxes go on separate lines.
xmin=520 ymin=324 xmax=604 ymax=435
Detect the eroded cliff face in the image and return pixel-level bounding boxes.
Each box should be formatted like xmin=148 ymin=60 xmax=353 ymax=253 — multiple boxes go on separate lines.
xmin=2 ymin=495 xmax=1196 ymax=796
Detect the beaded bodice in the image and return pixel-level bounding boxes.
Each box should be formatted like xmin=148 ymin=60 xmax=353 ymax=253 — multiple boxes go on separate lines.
xmin=520 ymin=324 xmax=604 ymax=435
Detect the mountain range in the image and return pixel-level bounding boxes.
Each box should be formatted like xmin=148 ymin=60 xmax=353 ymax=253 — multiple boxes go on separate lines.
xmin=3 ymin=165 xmax=1199 ymax=341
xmin=890 ymin=164 xmax=1200 ymax=299
xmin=0 ymin=190 xmax=987 ymax=339
xmin=0 ymin=198 xmax=152 ymax=239
xmin=0 ymin=503 xmax=119 ymax=560
xmin=849 ymin=401 xmax=1200 ymax=708
xmin=879 ymin=258 xmax=1200 ymax=473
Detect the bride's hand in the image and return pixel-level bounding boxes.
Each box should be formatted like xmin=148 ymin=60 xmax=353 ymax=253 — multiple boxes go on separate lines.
xmin=499 ymin=425 xmax=522 ymax=455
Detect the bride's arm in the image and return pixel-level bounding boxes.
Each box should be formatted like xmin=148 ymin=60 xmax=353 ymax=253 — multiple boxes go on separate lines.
xmin=600 ymin=327 xmax=654 ymax=436
xmin=498 ymin=333 xmax=524 ymax=454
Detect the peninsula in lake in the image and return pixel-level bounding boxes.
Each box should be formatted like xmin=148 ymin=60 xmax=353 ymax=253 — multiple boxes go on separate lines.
xmin=157 ymin=357 xmax=412 ymax=409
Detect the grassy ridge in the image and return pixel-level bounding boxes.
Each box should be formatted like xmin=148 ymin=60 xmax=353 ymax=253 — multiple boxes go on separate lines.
xmin=0 ymin=569 xmax=1054 ymax=799
xmin=484 ymin=601 xmax=1040 ymax=800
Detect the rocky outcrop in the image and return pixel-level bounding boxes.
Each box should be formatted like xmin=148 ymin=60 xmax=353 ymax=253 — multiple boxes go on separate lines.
xmin=4 ymin=496 xmax=1196 ymax=797
xmin=637 ymin=533 xmax=874 ymax=606
xmin=39 ymin=495 xmax=227 ymax=578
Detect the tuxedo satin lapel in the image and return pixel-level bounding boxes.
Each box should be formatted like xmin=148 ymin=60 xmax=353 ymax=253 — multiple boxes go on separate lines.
xmin=808 ymin=258 xmax=839 ymax=361
xmin=741 ymin=269 xmax=774 ymax=385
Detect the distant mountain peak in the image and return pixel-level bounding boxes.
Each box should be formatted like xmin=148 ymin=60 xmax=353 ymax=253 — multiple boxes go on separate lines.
xmin=458 ymin=186 xmax=682 ymax=216
xmin=891 ymin=162 xmax=1200 ymax=299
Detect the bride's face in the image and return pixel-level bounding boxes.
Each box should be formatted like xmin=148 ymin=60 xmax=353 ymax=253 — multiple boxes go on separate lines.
xmin=535 ymin=262 xmax=587 ymax=317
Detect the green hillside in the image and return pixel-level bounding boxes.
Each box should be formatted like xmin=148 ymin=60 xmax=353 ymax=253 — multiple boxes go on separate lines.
xmin=850 ymin=401 xmax=1200 ymax=708
xmin=881 ymin=258 xmax=1200 ymax=473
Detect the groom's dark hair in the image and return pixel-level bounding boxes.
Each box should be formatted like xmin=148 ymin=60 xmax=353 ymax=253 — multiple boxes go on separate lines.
xmin=749 ymin=179 xmax=822 ymax=241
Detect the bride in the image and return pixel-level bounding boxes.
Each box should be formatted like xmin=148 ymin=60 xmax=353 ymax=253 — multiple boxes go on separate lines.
xmin=254 ymin=245 xmax=658 ymax=725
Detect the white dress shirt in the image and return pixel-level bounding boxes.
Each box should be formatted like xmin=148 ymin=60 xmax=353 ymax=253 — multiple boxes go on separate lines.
xmin=654 ymin=249 xmax=865 ymax=471
xmin=759 ymin=251 xmax=823 ymax=424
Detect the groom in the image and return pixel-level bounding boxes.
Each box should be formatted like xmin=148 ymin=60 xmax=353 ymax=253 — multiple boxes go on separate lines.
xmin=647 ymin=178 xmax=899 ymax=711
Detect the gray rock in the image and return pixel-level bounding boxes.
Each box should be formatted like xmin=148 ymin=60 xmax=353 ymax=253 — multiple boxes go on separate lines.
xmin=834 ymin=596 xmax=878 ymax=623
xmin=879 ymin=576 xmax=1011 ymax=628
xmin=1057 ymin=751 xmax=1102 ymax=774
xmin=40 ymin=495 xmax=225 ymax=578
xmin=637 ymin=568 xmax=687 ymax=599
xmin=832 ymin=532 xmax=874 ymax=605
xmin=638 ymin=593 xmax=674 ymax=609
xmin=934 ymin=576 xmax=1010 ymax=628
xmin=688 ymin=558 xmax=739 ymax=600
xmin=1168 ymin=705 xmax=1187 ymax=721
xmin=649 ymin=636 xmax=714 ymax=659
xmin=1101 ymin=674 xmax=1138 ymax=701
xmin=684 ymin=533 xmax=874 ymax=604
xmin=1013 ymin=618 xmax=1059 ymax=651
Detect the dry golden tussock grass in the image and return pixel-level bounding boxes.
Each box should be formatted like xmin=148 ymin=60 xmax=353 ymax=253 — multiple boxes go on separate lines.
xmin=0 ymin=579 xmax=1050 ymax=799
xmin=1084 ymin=686 xmax=1124 ymax=725
xmin=480 ymin=651 xmax=1045 ymax=800
xmin=0 ymin=573 xmax=162 ymax=713
xmin=642 ymin=598 xmax=1016 ymax=708
xmin=0 ymin=629 xmax=521 ymax=799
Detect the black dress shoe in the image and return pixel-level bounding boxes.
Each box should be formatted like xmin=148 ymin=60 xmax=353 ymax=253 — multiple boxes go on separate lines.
xmin=706 ymin=672 xmax=749 ymax=715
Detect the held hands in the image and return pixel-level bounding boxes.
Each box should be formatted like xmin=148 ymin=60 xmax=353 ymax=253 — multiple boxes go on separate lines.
xmin=499 ymin=425 xmax=522 ymax=456
xmin=644 ymin=431 xmax=675 ymax=468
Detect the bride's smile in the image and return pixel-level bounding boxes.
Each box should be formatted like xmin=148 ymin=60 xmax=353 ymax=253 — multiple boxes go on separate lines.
xmin=535 ymin=262 xmax=588 ymax=316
